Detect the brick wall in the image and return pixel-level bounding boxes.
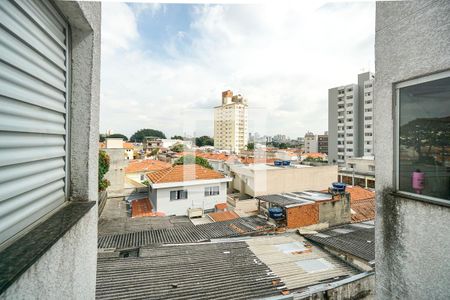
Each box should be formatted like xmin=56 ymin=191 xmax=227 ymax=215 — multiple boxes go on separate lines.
xmin=286 ymin=203 xmax=319 ymax=228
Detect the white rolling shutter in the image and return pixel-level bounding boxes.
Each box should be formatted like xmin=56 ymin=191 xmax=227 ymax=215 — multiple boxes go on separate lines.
xmin=0 ymin=0 xmax=69 ymax=244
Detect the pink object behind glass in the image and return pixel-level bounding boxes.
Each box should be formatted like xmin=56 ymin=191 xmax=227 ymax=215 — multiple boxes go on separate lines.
xmin=412 ymin=170 xmax=425 ymax=194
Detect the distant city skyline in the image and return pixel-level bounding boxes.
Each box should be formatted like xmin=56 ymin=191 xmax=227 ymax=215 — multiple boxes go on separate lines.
xmin=100 ymin=1 xmax=375 ymax=138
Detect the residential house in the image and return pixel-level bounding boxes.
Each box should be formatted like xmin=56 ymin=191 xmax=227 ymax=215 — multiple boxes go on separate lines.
xmin=123 ymin=142 xmax=135 ymax=160
xmin=125 ymin=159 xmax=171 ymax=184
xmin=0 ymin=1 xmax=100 ymax=298
xmin=375 ymin=1 xmax=450 ymax=298
xmin=147 ymin=164 xmax=232 ymax=216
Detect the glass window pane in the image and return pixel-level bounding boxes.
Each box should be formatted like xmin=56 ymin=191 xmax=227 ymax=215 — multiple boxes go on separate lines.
xmin=398 ymin=76 xmax=450 ymax=200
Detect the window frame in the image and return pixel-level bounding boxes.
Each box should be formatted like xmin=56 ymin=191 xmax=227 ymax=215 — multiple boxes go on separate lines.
xmin=170 ymin=189 xmax=188 ymax=201
xmin=394 ymin=70 xmax=450 ymax=206
xmin=204 ymin=186 xmax=220 ymax=196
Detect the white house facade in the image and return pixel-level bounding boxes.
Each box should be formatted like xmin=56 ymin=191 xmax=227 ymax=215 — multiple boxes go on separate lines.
xmin=149 ymin=179 xmax=230 ymax=216
xmin=147 ymin=165 xmax=232 ymax=216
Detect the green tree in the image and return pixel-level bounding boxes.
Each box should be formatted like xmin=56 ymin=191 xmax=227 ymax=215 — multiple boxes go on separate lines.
xmin=107 ymin=133 xmax=128 ymax=141
xmin=171 ymin=135 xmax=184 ymax=140
xmin=98 ymin=151 xmax=110 ymax=191
xmin=148 ymin=148 xmax=160 ymax=158
xmin=170 ymin=143 xmax=184 ymax=153
xmin=246 ymin=143 xmax=255 ymax=151
xmin=278 ymin=143 xmax=288 ymax=149
xmin=195 ymin=135 xmax=214 ymax=147
xmin=130 ymin=128 xmax=166 ymax=142
xmin=173 ymin=155 xmax=213 ymax=169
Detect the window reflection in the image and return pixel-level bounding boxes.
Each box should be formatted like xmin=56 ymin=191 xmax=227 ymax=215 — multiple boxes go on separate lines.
xmin=398 ymin=76 xmax=450 ymax=200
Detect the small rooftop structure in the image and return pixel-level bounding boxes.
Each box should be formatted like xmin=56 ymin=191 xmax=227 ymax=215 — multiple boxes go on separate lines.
xmin=256 ymin=190 xmax=351 ymax=228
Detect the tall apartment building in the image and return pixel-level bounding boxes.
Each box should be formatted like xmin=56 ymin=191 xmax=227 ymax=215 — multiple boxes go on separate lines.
xmin=304 ymin=131 xmax=318 ymax=153
xmin=360 ymin=75 xmax=374 ymax=155
xmin=328 ymin=72 xmax=375 ymax=165
xmin=318 ymin=131 xmax=328 ymax=154
xmin=214 ymin=90 xmax=248 ymax=153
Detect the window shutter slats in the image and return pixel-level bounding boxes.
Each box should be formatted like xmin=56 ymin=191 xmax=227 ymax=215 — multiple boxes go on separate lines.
xmin=0 ymin=0 xmax=69 ymax=244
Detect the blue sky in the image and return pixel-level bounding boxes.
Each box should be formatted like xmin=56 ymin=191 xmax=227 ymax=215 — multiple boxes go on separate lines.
xmin=130 ymin=4 xmax=194 ymax=60
xmin=100 ymin=1 xmax=375 ymax=139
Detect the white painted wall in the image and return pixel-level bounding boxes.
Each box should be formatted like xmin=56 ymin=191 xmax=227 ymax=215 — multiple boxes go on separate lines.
xmin=155 ymin=182 xmax=228 ymax=216
xmin=126 ymin=172 xmax=146 ymax=183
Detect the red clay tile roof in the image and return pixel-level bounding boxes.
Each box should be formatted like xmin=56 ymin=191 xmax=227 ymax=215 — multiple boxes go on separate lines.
xmin=125 ymin=160 xmax=171 ymax=174
xmin=215 ymin=203 xmax=228 ymax=211
xmin=123 ymin=142 xmax=134 ymax=149
xmin=131 ymin=198 xmax=165 ymax=218
xmin=351 ymin=198 xmax=375 ymax=223
xmin=346 ymin=186 xmax=376 ymax=223
xmin=208 ymin=210 xmax=239 ymax=222
xmin=147 ymin=164 xmax=225 ymax=184
xmin=346 ymin=186 xmax=375 ymax=202
xmin=195 ymin=152 xmax=230 ymax=161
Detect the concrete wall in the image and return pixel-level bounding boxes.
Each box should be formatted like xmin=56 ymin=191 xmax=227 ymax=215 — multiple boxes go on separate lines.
xmin=1 ymin=2 xmax=101 ymax=299
xmin=155 ymin=182 xmax=228 ymax=216
xmin=375 ymin=1 xmax=450 ymax=299
xmin=318 ymin=195 xmax=351 ymax=227
xmin=1 ymin=207 xmax=98 ymax=300
xmin=254 ymin=165 xmax=338 ymax=197
xmin=104 ymin=149 xmax=127 ymax=197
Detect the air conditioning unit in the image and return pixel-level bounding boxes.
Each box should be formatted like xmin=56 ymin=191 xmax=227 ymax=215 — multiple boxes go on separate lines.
xmin=188 ymin=207 xmax=204 ymax=218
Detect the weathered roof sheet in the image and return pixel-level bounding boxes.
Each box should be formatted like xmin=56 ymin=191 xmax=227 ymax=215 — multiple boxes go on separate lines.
xmin=256 ymin=194 xmax=314 ymax=208
xmin=96 ymin=242 xmax=286 ymax=300
xmin=303 ymin=222 xmax=375 ymax=262
xmin=246 ymin=235 xmax=358 ymax=291
xmin=98 ymin=216 xmax=273 ymax=249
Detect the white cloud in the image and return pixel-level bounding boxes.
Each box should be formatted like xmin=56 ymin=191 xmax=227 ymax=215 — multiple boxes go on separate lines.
xmin=100 ymin=1 xmax=375 ymax=139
